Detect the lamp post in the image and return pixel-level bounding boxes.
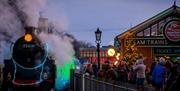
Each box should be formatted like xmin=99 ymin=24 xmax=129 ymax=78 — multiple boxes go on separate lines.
xmin=95 ymin=28 xmax=102 ymax=70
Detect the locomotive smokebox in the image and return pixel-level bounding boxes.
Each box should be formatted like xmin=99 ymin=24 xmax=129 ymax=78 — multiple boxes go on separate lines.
xmin=12 ymin=26 xmax=46 ymax=68
xmin=3 ymin=24 xmax=56 ymax=89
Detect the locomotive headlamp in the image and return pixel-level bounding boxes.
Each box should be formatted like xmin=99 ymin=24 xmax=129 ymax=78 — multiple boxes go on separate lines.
xmin=24 ymin=34 xmax=32 ymax=42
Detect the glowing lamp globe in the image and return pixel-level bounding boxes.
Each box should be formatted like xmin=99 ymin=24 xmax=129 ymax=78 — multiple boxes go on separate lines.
xmin=24 ymin=34 xmax=32 ymax=42
xmin=107 ymin=48 xmax=116 ymax=57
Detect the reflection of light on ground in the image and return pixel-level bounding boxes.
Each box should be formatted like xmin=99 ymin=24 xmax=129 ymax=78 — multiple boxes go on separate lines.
xmin=55 ymin=58 xmax=75 ymax=90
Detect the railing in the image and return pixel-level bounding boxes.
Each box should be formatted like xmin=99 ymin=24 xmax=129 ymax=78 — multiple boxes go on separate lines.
xmin=70 ymin=70 xmax=137 ymax=91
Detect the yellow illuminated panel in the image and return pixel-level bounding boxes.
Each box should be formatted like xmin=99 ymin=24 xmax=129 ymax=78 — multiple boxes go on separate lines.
xmin=24 ymin=34 xmax=32 ymax=42
xmin=114 ymin=61 xmax=118 ymax=65
xmin=107 ymin=48 xmax=116 ymax=57
xmin=116 ymin=53 xmax=120 ymax=60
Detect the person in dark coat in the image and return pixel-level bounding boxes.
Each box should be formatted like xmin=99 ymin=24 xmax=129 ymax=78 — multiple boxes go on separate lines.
xmin=150 ymin=59 xmax=157 ymax=75
xmin=84 ymin=64 xmax=93 ymax=76
xmin=106 ymin=66 xmax=118 ymax=81
xmin=92 ymin=63 xmax=98 ymax=77
xmin=152 ymin=57 xmax=166 ymax=91
xmin=169 ymin=74 xmax=180 ymax=91
xmin=166 ymin=57 xmax=180 ymax=91
xmin=2 ymin=72 xmax=13 ymax=91
xmin=40 ymin=72 xmax=53 ymax=91
xmin=117 ymin=60 xmax=128 ymax=82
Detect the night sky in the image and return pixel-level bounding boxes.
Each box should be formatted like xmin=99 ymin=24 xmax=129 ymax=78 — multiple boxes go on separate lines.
xmin=44 ymin=0 xmax=180 ymax=46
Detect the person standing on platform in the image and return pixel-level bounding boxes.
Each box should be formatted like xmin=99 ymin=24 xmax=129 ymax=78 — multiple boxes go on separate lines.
xmin=152 ymin=57 xmax=166 ymax=91
xmin=117 ymin=60 xmax=128 ymax=82
xmin=167 ymin=57 xmax=180 ymax=91
xmin=84 ymin=64 xmax=93 ymax=76
xmin=133 ymin=58 xmax=146 ymax=91
xmin=2 ymin=72 xmax=13 ymax=91
xmin=92 ymin=62 xmax=98 ymax=77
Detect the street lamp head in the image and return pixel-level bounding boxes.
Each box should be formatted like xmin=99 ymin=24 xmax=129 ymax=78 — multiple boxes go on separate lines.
xmin=95 ymin=28 xmax=102 ymax=43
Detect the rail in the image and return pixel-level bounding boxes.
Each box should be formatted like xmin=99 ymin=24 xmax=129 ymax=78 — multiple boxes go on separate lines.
xmin=70 ymin=70 xmax=137 ymax=91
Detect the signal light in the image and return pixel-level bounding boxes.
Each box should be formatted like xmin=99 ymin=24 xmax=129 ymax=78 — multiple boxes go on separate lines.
xmin=24 ymin=34 xmax=32 ymax=42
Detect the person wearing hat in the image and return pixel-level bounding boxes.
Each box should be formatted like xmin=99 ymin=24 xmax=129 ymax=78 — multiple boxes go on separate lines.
xmin=133 ymin=58 xmax=146 ymax=91
xmin=176 ymin=57 xmax=180 ymax=66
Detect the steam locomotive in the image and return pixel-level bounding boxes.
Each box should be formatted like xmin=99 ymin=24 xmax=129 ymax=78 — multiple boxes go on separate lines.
xmin=2 ymin=27 xmax=56 ymax=91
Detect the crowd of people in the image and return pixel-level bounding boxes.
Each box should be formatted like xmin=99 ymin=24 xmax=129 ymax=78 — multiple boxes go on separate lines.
xmin=81 ymin=56 xmax=180 ymax=91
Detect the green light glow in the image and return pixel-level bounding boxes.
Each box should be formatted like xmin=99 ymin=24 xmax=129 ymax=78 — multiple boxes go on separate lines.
xmin=55 ymin=57 xmax=76 ymax=90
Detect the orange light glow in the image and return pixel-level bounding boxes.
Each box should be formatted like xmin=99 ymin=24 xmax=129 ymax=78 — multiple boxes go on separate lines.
xmin=24 ymin=34 xmax=32 ymax=42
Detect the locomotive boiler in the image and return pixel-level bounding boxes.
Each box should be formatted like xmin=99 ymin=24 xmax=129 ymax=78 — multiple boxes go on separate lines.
xmin=2 ymin=27 xmax=56 ymax=91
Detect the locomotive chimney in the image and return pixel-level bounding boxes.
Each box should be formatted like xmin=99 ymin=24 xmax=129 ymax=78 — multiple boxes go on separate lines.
xmin=25 ymin=26 xmax=36 ymax=35
xmin=24 ymin=26 xmax=36 ymax=42
xmin=38 ymin=17 xmax=48 ymax=33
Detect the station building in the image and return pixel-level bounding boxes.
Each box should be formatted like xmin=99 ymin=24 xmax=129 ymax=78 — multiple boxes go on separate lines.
xmin=115 ymin=4 xmax=180 ymax=66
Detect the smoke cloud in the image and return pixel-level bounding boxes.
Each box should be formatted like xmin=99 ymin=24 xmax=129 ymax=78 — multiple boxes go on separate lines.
xmin=0 ymin=0 xmax=24 ymax=64
xmin=15 ymin=0 xmax=45 ymax=27
xmin=37 ymin=0 xmax=75 ymax=67
xmin=0 ymin=0 xmax=45 ymax=64
xmin=38 ymin=32 xmax=75 ymax=66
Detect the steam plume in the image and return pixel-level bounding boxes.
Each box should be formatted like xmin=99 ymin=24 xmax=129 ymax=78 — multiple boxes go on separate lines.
xmin=0 ymin=0 xmax=23 ymax=64
xmin=38 ymin=32 xmax=75 ymax=66
xmin=15 ymin=0 xmax=45 ymax=27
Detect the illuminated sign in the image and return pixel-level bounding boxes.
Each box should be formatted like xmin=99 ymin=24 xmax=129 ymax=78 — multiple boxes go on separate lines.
xmin=154 ymin=47 xmax=180 ymax=55
xmin=164 ymin=19 xmax=180 ymax=42
xmin=125 ymin=38 xmax=168 ymax=47
xmin=107 ymin=48 xmax=116 ymax=57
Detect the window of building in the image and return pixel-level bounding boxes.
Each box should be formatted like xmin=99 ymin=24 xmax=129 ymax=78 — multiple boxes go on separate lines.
xmin=144 ymin=28 xmax=150 ymax=36
xmin=83 ymin=51 xmax=86 ymax=57
xmin=87 ymin=51 xmax=90 ymax=57
xmin=166 ymin=16 xmax=173 ymax=22
xmin=89 ymin=50 xmax=92 ymax=57
xmin=137 ymin=31 xmax=143 ymax=37
xmin=101 ymin=51 xmax=104 ymax=57
xmin=93 ymin=51 xmax=96 ymax=57
xmin=151 ymin=24 xmax=158 ymax=36
xmin=96 ymin=52 xmax=98 ymax=57
xmin=135 ymin=16 xmax=177 ymax=37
